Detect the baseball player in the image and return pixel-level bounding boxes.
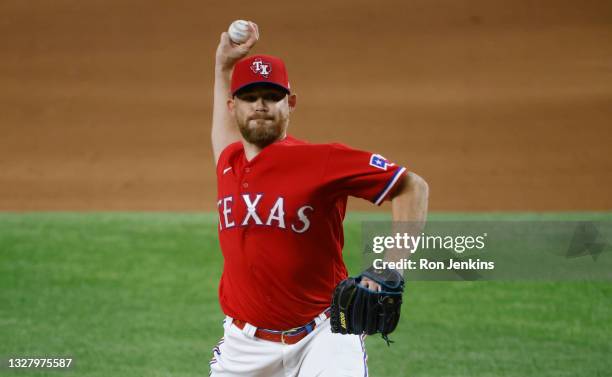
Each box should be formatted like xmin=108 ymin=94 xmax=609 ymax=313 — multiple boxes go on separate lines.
xmin=209 ymin=22 xmax=428 ymax=376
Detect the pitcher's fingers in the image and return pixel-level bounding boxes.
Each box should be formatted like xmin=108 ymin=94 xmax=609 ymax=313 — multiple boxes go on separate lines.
xmin=250 ymin=21 xmax=260 ymax=40
xmin=243 ymin=22 xmax=258 ymax=48
xmin=362 ymin=279 xmax=382 ymax=292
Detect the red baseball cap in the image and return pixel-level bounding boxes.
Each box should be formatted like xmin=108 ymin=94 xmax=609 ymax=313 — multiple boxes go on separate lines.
xmin=231 ymin=54 xmax=291 ymax=96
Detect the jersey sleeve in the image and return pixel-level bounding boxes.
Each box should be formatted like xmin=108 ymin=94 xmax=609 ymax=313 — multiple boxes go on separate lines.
xmin=322 ymin=143 xmax=408 ymax=206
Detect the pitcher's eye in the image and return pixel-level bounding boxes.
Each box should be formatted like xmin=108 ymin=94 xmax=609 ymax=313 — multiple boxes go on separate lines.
xmin=263 ymin=93 xmax=286 ymax=102
xmin=238 ymin=94 xmax=258 ymax=102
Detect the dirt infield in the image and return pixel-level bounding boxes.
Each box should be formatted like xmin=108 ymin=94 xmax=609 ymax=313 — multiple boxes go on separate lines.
xmin=1 ymin=0 xmax=611 ymax=211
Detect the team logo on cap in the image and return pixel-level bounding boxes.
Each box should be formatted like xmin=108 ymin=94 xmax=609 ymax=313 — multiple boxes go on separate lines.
xmin=250 ymin=58 xmax=272 ymax=78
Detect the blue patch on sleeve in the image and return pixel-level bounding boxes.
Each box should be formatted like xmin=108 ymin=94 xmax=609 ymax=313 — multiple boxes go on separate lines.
xmin=369 ymin=154 xmax=389 ymax=170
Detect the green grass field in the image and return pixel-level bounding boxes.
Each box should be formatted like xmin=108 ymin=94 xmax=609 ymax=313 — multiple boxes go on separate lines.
xmin=1 ymin=213 xmax=610 ymax=377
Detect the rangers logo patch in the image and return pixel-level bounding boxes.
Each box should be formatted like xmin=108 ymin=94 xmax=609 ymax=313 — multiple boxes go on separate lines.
xmin=369 ymin=154 xmax=394 ymax=171
xmin=250 ymin=58 xmax=272 ymax=78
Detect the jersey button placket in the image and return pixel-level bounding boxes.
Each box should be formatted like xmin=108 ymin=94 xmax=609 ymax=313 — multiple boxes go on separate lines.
xmin=242 ymin=166 xmax=251 ymax=189
xmin=240 ymin=166 xmax=251 ymax=239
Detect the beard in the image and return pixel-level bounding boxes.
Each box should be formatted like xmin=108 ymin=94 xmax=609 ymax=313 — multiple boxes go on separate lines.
xmin=237 ymin=115 xmax=287 ymax=148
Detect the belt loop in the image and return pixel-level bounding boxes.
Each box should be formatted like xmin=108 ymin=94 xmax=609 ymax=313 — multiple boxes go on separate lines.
xmin=314 ymin=308 xmax=329 ymax=325
xmin=242 ymin=322 xmax=257 ymax=339
xmin=223 ymin=316 xmax=234 ymax=331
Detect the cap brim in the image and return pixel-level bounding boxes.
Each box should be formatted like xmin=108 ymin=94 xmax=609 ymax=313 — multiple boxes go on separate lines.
xmin=232 ymin=81 xmax=291 ymax=96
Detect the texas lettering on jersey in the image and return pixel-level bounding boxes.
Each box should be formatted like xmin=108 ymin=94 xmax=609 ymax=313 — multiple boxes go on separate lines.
xmin=215 ymin=136 xmax=408 ymax=330
xmin=217 ymin=194 xmax=313 ymax=233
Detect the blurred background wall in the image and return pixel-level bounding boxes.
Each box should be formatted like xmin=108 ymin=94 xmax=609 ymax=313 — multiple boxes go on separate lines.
xmin=1 ymin=0 xmax=610 ymax=211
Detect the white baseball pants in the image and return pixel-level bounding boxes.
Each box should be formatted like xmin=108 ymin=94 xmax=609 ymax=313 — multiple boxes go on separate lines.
xmin=209 ymin=313 xmax=368 ymax=377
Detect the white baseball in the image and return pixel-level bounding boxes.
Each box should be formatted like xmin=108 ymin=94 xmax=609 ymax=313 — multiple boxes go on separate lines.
xmin=228 ymin=20 xmax=251 ymax=44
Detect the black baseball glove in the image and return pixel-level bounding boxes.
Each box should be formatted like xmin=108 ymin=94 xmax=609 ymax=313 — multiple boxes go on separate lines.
xmin=330 ymin=266 xmax=404 ymax=345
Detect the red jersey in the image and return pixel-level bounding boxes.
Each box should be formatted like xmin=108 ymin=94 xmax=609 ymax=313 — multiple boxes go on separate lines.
xmin=215 ymin=135 xmax=407 ymax=330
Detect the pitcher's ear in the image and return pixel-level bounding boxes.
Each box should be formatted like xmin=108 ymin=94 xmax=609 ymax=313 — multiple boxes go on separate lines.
xmin=227 ymin=97 xmax=235 ymax=113
xmin=288 ymin=93 xmax=297 ymax=110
